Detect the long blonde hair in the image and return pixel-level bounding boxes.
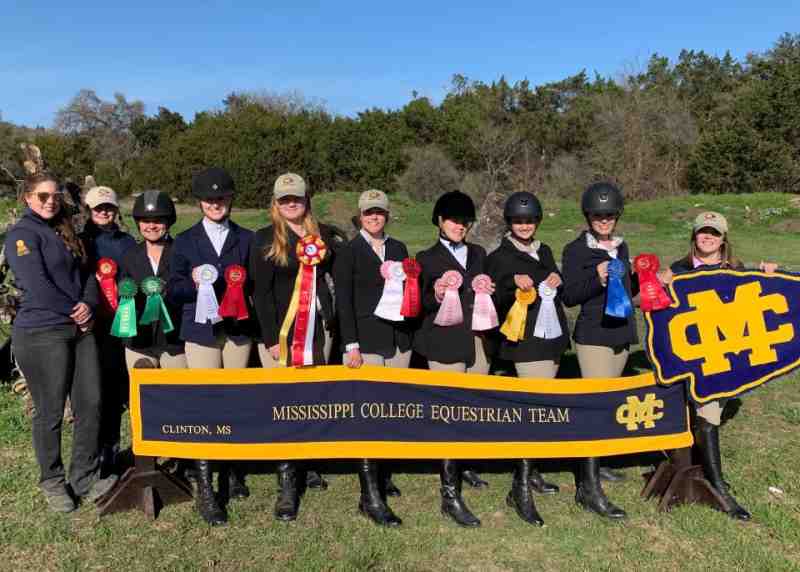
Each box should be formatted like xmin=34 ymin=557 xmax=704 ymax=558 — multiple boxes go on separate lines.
xmin=264 ymin=198 xmax=320 ymax=266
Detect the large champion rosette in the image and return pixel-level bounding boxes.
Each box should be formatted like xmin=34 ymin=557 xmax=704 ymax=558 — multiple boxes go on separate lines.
xmin=218 ymin=264 xmax=249 ymax=320
xmin=280 ymin=235 xmax=328 ymax=366
xmin=400 ymin=258 xmax=422 ymax=318
xmin=96 ymin=257 xmax=119 ymax=315
xmin=434 ymin=270 xmax=464 ymax=326
xmin=471 ymin=274 xmax=498 ymax=331
xmin=500 ymin=287 xmax=537 ymax=342
xmin=139 ymin=276 xmax=174 ymax=334
xmin=532 ymin=282 xmax=562 ymax=339
xmin=111 ymin=278 xmax=138 ymax=338
xmin=633 ymin=253 xmax=671 ymax=313
xmin=604 ymin=258 xmax=633 ymax=318
xmin=194 ymin=264 xmax=222 ymax=325
xmin=374 ymin=260 xmax=407 ymax=322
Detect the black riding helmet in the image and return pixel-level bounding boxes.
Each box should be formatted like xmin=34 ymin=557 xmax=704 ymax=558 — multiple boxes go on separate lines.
xmin=431 ymin=190 xmax=476 ymax=226
xmin=133 ymin=190 xmax=177 ymax=227
xmin=504 ymin=191 xmax=542 ymax=223
xmin=581 ymin=182 xmax=624 ymax=217
xmin=192 ymin=167 xmax=235 ymax=200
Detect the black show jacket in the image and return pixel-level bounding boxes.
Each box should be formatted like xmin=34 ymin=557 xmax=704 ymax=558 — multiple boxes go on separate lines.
xmin=486 ymin=237 xmax=569 ymax=363
xmin=412 ymin=240 xmax=488 ymax=366
xmin=561 ymin=231 xmax=639 ymax=348
xmin=333 ymin=233 xmax=413 ymax=358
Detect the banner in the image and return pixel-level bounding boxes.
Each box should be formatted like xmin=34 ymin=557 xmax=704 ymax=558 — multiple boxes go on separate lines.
xmin=130 ymin=366 xmax=691 ymax=460
xmin=645 ymin=269 xmax=800 ymax=404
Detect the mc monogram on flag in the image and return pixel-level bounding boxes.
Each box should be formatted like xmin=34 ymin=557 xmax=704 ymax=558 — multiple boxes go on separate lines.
xmin=646 ymin=270 xmax=800 ymax=403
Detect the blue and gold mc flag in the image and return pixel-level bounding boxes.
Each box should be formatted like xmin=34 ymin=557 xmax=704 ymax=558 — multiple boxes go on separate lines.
xmin=645 ymin=269 xmax=800 ymax=403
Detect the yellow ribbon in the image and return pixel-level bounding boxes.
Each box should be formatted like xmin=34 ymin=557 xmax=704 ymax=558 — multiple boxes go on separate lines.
xmin=500 ymin=288 xmax=537 ymax=342
xmin=278 ymin=270 xmax=305 ymax=366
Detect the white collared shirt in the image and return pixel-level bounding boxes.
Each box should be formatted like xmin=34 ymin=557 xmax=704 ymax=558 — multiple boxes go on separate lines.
xmin=360 ymin=229 xmax=387 ymax=262
xmin=586 ymin=232 xmax=623 ymax=260
xmin=202 ymin=217 xmax=230 ymax=256
xmin=440 ymin=237 xmax=468 ymax=269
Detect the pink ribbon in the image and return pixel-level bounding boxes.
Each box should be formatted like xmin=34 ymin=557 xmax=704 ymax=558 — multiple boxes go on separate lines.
xmin=434 ymin=270 xmax=464 ymax=326
xmin=471 ymin=274 xmax=498 ymax=331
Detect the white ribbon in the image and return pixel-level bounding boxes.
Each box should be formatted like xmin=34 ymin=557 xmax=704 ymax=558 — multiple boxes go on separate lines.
xmin=533 ymin=282 xmax=562 ymax=339
xmin=374 ymin=261 xmax=407 ymax=322
xmin=194 ymin=264 xmax=222 ymax=325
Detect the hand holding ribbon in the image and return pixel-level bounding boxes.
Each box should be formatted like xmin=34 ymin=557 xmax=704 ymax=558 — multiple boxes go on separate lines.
xmin=96 ymin=258 xmax=119 ymax=315
xmin=633 ymin=253 xmax=671 ymax=312
xmin=604 ymin=259 xmax=633 ymax=318
xmin=533 ymin=282 xmax=563 ymax=339
xmin=471 ymin=274 xmax=498 ymax=331
xmin=374 ymin=261 xmax=407 ymax=321
xmin=219 ymin=265 xmax=249 ymax=320
xmin=194 ymin=264 xmax=222 ymax=325
xmin=433 ymin=270 xmax=464 ymax=326
xmin=400 ymin=258 xmax=422 ymax=318
xmin=111 ymin=278 xmax=138 ymax=338
xmin=139 ymin=276 xmax=175 ymax=334
xmin=500 ymin=288 xmax=537 ymax=342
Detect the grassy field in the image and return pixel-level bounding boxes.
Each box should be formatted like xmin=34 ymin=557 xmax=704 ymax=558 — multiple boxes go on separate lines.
xmin=2 ymin=192 xmax=800 ymax=571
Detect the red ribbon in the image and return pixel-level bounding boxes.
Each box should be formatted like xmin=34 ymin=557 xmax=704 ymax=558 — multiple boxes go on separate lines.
xmin=290 ymin=236 xmax=327 ymax=366
xmin=219 ymin=265 xmax=249 ymax=320
xmin=96 ymin=258 xmax=119 ymax=315
xmin=401 ymin=258 xmax=422 ymax=318
xmin=634 ymin=253 xmax=672 ymax=312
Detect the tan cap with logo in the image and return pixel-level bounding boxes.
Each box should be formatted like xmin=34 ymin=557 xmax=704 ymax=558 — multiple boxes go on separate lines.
xmin=693 ymin=211 xmax=728 ymax=234
xmin=358 ymin=189 xmax=389 ymax=213
xmin=84 ymin=186 xmax=119 ymax=208
xmin=273 ymin=173 xmax=306 ymax=200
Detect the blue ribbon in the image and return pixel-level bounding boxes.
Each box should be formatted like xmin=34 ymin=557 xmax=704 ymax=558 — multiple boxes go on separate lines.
xmin=605 ymin=259 xmax=633 ymax=318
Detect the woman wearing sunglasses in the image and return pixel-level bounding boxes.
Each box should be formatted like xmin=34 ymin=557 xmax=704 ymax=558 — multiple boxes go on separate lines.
xmin=5 ymin=172 xmax=117 ymax=513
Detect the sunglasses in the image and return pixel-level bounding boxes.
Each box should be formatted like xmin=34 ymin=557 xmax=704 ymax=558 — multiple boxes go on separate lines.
xmin=32 ymin=191 xmax=64 ymax=204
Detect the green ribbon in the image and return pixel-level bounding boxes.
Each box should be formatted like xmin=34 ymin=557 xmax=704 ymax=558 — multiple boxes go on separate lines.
xmin=139 ymin=276 xmax=174 ymax=334
xmin=111 ymin=278 xmax=138 ymax=338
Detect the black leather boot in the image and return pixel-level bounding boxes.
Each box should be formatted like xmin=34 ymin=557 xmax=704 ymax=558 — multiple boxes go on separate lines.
xmin=228 ymin=462 xmax=250 ymax=499
xmin=383 ymin=468 xmax=402 ymax=497
xmin=529 ymin=466 xmax=559 ymax=495
xmin=695 ymin=418 xmax=751 ymax=521
xmin=306 ymin=469 xmax=328 ymax=490
xmin=440 ymin=460 xmax=481 ymax=527
xmin=274 ymin=462 xmax=299 ymax=521
xmin=358 ymin=460 xmax=402 ymax=527
xmin=506 ymin=460 xmax=545 ymax=526
xmin=575 ymin=458 xmax=626 ymax=520
xmin=598 ymin=467 xmax=626 ymax=482
xmin=462 ymin=468 xmax=489 ymax=488
xmin=195 ymin=460 xmax=226 ymax=526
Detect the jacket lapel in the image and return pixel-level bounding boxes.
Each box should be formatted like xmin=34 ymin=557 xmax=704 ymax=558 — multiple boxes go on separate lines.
xmin=191 ymin=221 xmax=220 ymax=263
xmin=355 ymin=232 xmax=384 ymax=265
xmin=219 ymin=221 xmax=241 ymax=261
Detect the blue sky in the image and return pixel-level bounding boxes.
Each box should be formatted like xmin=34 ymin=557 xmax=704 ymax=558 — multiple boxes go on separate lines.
xmin=1 ymin=1 xmax=796 ymax=127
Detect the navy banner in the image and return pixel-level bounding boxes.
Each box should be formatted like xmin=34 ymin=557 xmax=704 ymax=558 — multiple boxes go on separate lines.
xmin=645 ymin=269 xmax=800 ymax=403
xmin=130 ymin=366 xmax=691 ymax=460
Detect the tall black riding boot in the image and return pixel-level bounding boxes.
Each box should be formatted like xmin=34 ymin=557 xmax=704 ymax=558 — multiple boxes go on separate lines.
xmin=695 ymin=418 xmax=751 ymax=521
xmin=228 ymin=462 xmax=250 ymax=499
xmin=306 ymin=469 xmax=329 ymax=490
xmin=358 ymin=460 xmax=402 ymax=527
xmin=382 ymin=467 xmax=402 ymax=497
xmin=440 ymin=460 xmax=481 ymax=527
xmin=529 ymin=466 xmax=559 ymax=495
xmin=575 ymin=458 xmax=626 ymax=520
xmin=195 ymin=460 xmax=226 ymax=526
xmin=462 ymin=468 xmax=489 ymax=488
xmin=507 ymin=460 xmax=544 ymax=526
xmin=275 ymin=461 xmax=299 ymax=521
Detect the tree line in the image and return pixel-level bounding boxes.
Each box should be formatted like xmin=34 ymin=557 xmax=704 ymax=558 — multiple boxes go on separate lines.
xmin=1 ymin=33 xmax=798 ymax=208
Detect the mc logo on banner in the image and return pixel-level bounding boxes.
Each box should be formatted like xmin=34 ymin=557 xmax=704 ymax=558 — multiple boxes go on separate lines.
xmin=645 ymin=270 xmax=800 ymax=403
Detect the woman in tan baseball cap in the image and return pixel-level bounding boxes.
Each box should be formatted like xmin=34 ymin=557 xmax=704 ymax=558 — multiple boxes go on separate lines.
xmin=659 ymin=210 xmax=777 ymax=520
